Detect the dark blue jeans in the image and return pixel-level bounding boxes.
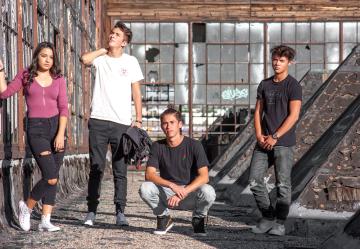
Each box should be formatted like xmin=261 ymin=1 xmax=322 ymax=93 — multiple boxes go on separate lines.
xmin=27 ymin=115 xmax=65 ymax=205
xmin=87 ymin=118 xmax=129 ymax=213
xmin=249 ymin=144 xmax=294 ymax=221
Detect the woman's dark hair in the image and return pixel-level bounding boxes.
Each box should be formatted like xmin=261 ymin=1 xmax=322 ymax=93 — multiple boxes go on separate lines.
xmin=23 ymin=42 xmax=61 ymax=92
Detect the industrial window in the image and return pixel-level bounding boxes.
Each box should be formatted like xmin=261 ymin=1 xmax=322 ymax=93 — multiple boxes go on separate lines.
xmin=1 ymin=0 xmax=19 ymax=146
xmin=114 ymin=20 xmax=360 ymax=145
xmin=122 ymin=22 xmax=190 ymax=139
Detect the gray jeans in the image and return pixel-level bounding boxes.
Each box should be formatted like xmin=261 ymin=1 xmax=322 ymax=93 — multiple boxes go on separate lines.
xmin=139 ymin=181 xmax=216 ymax=218
xmin=249 ymin=145 xmax=294 ymax=221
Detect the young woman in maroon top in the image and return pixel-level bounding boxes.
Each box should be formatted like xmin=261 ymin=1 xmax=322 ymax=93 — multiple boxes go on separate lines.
xmin=0 ymin=42 xmax=68 ymax=232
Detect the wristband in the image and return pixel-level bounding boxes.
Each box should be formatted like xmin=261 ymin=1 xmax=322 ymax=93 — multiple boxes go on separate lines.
xmin=135 ymin=120 xmax=142 ymax=124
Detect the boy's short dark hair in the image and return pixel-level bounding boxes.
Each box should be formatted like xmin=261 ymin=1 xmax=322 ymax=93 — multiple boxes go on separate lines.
xmin=271 ymin=45 xmax=296 ymax=61
xmin=160 ymin=105 xmax=182 ymax=122
xmin=113 ymin=21 xmax=132 ymax=43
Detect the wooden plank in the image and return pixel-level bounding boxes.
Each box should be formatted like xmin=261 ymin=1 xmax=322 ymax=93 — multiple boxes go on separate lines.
xmin=105 ymin=1 xmax=360 ymax=21
xmin=107 ymin=0 xmax=360 ymax=5
xmin=251 ymin=0 xmax=360 ymax=5
xmin=107 ymin=0 xmax=250 ymax=4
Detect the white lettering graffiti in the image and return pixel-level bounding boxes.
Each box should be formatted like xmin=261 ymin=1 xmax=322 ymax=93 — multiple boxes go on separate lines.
xmin=221 ymin=88 xmax=248 ymax=100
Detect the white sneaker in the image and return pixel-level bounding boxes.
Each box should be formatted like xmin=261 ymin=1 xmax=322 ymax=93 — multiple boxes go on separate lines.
xmin=84 ymin=212 xmax=96 ymax=226
xmin=268 ymin=222 xmax=286 ymax=236
xmin=18 ymin=200 xmax=31 ymax=231
xmin=251 ymin=218 xmax=275 ymax=234
xmin=38 ymin=214 xmax=61 ymax=232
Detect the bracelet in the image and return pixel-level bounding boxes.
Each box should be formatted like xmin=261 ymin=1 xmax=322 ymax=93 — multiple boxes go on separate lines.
xmin=135 ymin=120 xmax=142 ymax=124
xmin=0 ymin=67 xmax=4 ymax=72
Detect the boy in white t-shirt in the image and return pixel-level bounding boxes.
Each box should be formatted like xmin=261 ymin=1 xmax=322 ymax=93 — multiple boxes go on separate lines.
xmin=80 ymin=21 xmax=143 ymax=226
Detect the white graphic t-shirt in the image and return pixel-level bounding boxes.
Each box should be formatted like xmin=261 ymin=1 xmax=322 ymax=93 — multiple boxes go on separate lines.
xmin=90 ymin=53 xmax=143 ymax=125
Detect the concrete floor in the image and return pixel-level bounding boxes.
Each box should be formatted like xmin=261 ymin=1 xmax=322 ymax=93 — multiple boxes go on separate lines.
xmin=1 ymin=172 xmax=342 ymax=249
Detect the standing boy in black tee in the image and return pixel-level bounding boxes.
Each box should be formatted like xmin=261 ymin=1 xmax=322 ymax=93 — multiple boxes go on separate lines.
xmin=139 ymin=108 xmax=216 ymax=236
xmin=249 ymin=45 xmax=302 ymax=236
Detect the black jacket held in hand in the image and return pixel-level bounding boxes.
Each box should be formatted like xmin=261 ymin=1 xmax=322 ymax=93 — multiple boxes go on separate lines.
xmin=122 ymin=127 xmax=152 ymax=168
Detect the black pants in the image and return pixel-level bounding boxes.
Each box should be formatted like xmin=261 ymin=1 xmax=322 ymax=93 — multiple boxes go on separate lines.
xmin=87 ymin=118 xmax=129 ymax=213
xmin=27 ymin=115 xmax=65 ymax=205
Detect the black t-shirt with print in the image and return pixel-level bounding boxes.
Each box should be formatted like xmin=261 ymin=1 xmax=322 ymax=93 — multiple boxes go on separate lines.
xmin=256 ymin=74 xmax=302 ymax=147
xmin=146 ymin=136 xmax=209 ymax=185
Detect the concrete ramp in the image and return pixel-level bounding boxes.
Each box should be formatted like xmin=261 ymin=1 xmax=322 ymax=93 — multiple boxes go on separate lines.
xmin=211 ymin=70 xmax=327 ymax=200
xmin=318 ymin=209 xmax=360 ymax=249
xmin=214 ymin=45 xmax=360 ymax=206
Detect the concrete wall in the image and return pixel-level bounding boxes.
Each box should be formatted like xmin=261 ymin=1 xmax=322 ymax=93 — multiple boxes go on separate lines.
xmin=0 ymin=155 xmax=90 ymax=231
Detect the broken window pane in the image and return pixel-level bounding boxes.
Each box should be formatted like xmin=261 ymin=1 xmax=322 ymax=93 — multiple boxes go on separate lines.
xmin=175 ymin=44 xmax=188 ymax=63
xmin=296 ymin=45 xmax=310 ymax=63
xmin=175 ymin=64 xmax=188 ymax=84
xmin=193 ymin=64 xmax=206 ymax=84
xmin=193 ymin=23 xmax=206 ymax=42
xmin=175 ymin=85 xmax=188 ymax=104
xmin=146 ymin=64 xmax=160 ymax=83
xmin=145 ymin=45 xmax=160 ymax=63
xmin=193 ymin=43 xmax=205 ymax=63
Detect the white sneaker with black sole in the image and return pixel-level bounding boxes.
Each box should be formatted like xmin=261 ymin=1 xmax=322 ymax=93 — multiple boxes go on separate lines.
xmin=84 ymin=212 xmax=96 ymax=226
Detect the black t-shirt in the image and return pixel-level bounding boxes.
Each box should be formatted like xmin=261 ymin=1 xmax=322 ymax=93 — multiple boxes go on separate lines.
xmin=146 ymin=136 xmax=209 ymax=185
xmin=257 ymin=74 xmax=302 ymax=146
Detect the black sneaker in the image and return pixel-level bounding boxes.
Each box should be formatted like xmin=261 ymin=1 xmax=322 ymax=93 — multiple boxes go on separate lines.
xmin=192 ymin=217 xmax=207 ymax=236
xmin=153 ymin=215 xmax=174 ymax=235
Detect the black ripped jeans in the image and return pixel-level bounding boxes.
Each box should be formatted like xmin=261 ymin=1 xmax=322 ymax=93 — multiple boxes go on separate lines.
xmin=27 ymin=115 xmax=65 ymax=205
